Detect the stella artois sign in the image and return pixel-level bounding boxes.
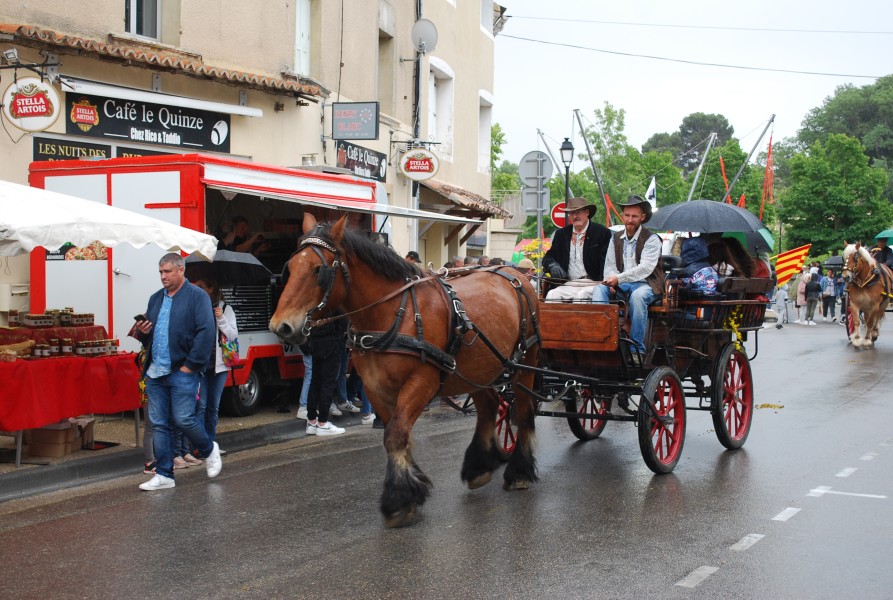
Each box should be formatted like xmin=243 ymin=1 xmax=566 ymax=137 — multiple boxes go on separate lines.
xmin=2 ymin=77 xmax=61 ymax=132
xmin=399 ymin=147 xmax=439 ymax=182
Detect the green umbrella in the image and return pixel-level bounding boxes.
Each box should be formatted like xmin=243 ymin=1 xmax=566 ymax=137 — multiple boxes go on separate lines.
xmin=722 ymin=228 xmax=775 ymax=253
xmin=875 ymin=229 xmax=893 ymax=239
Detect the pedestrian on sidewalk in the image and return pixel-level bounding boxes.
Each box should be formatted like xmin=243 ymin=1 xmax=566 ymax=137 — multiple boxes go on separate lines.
xmin=133 ymin=253 xmax=223 ymax=490
xmin=804 ymin=271 xmax=821 ymax=325
xmin=305 ymin=315 xmax=347 ymax=436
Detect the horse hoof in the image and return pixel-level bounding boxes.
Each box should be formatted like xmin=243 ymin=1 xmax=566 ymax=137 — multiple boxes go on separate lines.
xmin=502 ymin=479 xmax=530 ymax=491
xmin=384 ymin=505 xmax=417 ymax=528
xmin=467 ymin=472 xmax=492 ymax=490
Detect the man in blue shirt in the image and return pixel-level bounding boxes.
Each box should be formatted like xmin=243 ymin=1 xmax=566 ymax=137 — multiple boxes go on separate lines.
xmin=135 ymin=253 xmax=222 ymax=490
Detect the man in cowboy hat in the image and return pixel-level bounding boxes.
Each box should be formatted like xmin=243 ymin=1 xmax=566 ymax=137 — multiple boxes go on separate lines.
xmin=592 ymin=195 xmax=665 ymax=365
xmin=542 ymin=196 xmax=612 ymax=300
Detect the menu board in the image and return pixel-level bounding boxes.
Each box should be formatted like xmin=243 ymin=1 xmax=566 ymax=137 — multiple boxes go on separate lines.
xmin=221 ymin=285 xmax=273 ymax=333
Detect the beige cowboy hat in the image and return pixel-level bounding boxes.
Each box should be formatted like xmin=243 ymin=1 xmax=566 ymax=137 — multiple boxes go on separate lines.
xmin=618 ymin=194 xmax=653 ymax=223
xmin=516 ymin=258 xmax=535 ymax=270
xmin=564 ymin=196 xmax=598 ymax=219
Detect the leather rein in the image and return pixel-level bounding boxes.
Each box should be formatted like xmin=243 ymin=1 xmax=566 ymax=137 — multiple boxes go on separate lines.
xmin=292 ymin=238 xmax=540 ymax=387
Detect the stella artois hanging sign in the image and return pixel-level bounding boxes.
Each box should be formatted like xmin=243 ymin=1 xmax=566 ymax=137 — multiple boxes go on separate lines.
xmin=399 ymin=147 xmax=439 ymax=182
xmin=2 ymin=77 xmax=61 ymax=132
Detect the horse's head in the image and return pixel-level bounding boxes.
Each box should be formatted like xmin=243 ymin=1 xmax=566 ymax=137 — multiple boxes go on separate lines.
xmin=269 ymin=214 xmax=350 ymax=345
xmin=842 ymin=241 xmax=874 ymax=284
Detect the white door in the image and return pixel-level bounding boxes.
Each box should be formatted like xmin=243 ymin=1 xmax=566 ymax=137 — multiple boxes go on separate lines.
xmin=111 ymin=171 xmax=183 ymax=352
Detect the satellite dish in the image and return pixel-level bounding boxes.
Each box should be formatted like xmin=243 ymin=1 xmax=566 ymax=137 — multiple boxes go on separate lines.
xmin=410 ymin=19 xmax=438 ymax=55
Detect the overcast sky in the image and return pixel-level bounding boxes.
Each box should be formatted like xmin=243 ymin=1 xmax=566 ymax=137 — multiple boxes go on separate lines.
xmin=492 ymin=0 xmax=892 ymax=179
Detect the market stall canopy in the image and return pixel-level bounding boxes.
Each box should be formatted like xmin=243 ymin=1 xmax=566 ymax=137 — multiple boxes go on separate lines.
xmin=0 ymin=179 xmax=218 ymax=259
xmin=648 ymin=199 xmax=767 ymax=234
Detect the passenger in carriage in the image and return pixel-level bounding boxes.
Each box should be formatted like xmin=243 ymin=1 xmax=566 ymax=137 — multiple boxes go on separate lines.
xmin=679 ymin=237 xmax=719 ymax=295
xmin=541 ymin=196 xmax=612 ymax=301
xmin=592 ymin=196 xmax=665 ymax=363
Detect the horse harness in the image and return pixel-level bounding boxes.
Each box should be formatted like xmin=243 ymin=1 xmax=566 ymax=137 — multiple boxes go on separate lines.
xmin=294 ymin=235 xmax=540 ymax=388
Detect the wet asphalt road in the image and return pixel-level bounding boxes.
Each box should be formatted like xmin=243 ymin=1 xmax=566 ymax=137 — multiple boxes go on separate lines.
xmin=1 ymin=317 xmax=892 ymax=599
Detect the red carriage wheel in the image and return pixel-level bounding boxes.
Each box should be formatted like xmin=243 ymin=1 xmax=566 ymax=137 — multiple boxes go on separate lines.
xmin=711 ymin=343 xmax=754 ymax=450
xmin=494 ymin=391 xmax=517 ymax=461
xmin=566 ymin=386 xmax=608 ymax=441
xmin=637 ymin=367 xmax=686 ymax=474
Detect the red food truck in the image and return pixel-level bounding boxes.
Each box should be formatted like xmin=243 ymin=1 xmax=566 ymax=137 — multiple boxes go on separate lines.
xmin=27 ymin=154 xmax=468 ymax=415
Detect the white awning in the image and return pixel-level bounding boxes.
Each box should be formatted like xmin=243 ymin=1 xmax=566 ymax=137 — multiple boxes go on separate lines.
xmin=205 ymin=183 xmax=482 ymax=224
xmin=58 ymin=75 xmax=263 ymax=117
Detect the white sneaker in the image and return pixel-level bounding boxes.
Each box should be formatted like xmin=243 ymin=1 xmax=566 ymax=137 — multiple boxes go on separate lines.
xmin=329 ymin=403 xmax=343 ymax=417
xmin=822 ymin=316 xmax=827 ymax=322
xmin=296 ymin=406 xmax=308 ymax=420
xmin=792 ymin=319 xmax=800 ymax=324
xmin=316 ymin=422 xmax=346 ymax=436
xmin=808 ymin=320 xmax=817 ymax=326
xmin=306 ymin=421 xmax=318 ymax=435
xmin=205 ymin=441 xmax=222 ymax=478
xmin=361 ymin=413 xmax=375 ymax=425
xmin=139 ymin=474 xmax=175 ymax=491
xmin=337 ymin=401 xmax=361 ymax=413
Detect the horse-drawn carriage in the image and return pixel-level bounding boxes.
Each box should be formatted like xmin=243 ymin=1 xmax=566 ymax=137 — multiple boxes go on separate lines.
xmin=269 ymin=215 xmax=772 ymax=527
xmin=493 ymin=273 xmax=771 ymax=475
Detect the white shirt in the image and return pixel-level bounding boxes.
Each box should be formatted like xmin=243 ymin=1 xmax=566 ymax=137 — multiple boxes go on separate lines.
xmin=568 ymin=228 xmax=588 ymax=281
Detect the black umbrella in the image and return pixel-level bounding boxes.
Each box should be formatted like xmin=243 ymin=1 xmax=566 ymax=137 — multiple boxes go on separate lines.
xmin=185 ymin=250 xmax=273 ymax=286
xmin=648 ymin=199 xmax=767 ymax=233
xmin=824 ymin=255 xmax=843 ymax=269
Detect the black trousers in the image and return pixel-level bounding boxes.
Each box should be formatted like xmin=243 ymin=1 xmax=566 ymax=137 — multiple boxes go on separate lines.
xmin=308 ymin=336 xmax=340 ymax=422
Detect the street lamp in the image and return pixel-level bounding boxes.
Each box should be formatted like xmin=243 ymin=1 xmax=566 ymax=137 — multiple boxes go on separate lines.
xmin=560 ymin=137 xmax=574 ymax=202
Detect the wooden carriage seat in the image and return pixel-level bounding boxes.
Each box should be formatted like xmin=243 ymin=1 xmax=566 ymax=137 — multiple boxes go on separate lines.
xmin=537 ymin=301 xmax=620 ymax=352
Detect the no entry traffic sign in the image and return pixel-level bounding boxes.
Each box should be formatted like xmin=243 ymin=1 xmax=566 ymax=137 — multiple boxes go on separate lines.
xmin=550 ymin=202 xmax=566 ymax=228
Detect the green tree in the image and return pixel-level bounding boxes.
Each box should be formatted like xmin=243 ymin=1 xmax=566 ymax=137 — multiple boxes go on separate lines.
xmin=779 ymin=134 xmax=890 ymax=255
xmin=642 ymin=131 xmax=681 ymax=156
xmin=490 ymin=123 xmax=520 ymax=196
xmin=678 ymin=113 xmax=735 ymax=177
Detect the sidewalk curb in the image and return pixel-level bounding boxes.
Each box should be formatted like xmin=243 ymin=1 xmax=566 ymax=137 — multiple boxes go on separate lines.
xmin=0 ymin=417 xmax=323 ymax=503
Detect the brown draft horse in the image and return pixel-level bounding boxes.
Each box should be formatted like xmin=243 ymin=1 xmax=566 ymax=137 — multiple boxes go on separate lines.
xmin=842 ymin=242 xmax=893 ymax=349
xmin=269 ymin=215 xmax=540 ymax=527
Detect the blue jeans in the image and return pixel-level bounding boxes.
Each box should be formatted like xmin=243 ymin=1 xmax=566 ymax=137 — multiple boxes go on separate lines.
xmin=347 ymin=369 xmax=372 ymax=414
xmin=200 ymin=370 xmax=229 ymax=444
xmin=147 ymin=370 xmax=214 ymax=479
xmin=299 ymin=353 xmax=312 ymax=408
xmin=336 ymin=346 xmax=349 ymax=404
xmin=593 ymin=281 xmax=655 ymax=353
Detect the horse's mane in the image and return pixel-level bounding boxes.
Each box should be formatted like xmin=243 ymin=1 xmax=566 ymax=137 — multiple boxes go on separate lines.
xmin=301 ymin=223 xmax=423 ymax=281
xmin=843 ymin=243 xmax=877 ymax=268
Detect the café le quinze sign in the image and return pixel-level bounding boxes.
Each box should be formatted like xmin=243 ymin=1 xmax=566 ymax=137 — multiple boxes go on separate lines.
xmin=66 ymin=93 xmax=231 ymax=153
xmin=2 ymin=77 xmax=61 ymax=132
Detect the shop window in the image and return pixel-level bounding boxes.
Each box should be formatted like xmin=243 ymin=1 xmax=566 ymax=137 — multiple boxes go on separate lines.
xmin=294 ymin=0 xmax=312 ymax=75
xmin=427 ymin=57 xmax=454 ymax=158
xmin=480 ymin=0 xmax=493 ymax=35
xmin=478 ymin=91 xmax=493 ymax=173
xmin=378 ymin=29 xmax=395 ymax=115
xmin=125 ymin=0 xmax=160 ymax=40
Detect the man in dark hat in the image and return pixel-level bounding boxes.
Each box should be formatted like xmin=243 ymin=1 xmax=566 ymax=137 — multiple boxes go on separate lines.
xmin=592 ymin=195 xmax=665 ymax=365
xmin=542 ymin=196 xmax=612 ymax=300
xmin=405 ymin=250 xmax=421 ymax=264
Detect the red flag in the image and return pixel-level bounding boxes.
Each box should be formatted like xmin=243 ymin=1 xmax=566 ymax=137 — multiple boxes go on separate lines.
xmin=774 ymin=244 xmax=811 ymax=287
xmin=737 ymin=193 xmax=746 ymax=208
xmin=719 ymin=156 xmax=731 ymax=203
xmin=760 ymin=137 xmax=774 ymax=220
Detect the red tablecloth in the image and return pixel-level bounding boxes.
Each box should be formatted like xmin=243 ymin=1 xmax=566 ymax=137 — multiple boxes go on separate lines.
xmin=0 ymin=325 xmax=109 ymax=347
xmin=0 ymin=353 xmax=141 ymax=431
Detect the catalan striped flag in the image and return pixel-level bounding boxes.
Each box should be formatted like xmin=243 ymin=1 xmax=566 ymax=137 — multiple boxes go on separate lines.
xmin=774 ymin=244 xmax=811 ymax=287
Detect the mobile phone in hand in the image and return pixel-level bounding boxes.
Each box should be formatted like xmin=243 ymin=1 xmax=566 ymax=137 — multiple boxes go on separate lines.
xmin=134 ymin=314 xmax=148 ymax=322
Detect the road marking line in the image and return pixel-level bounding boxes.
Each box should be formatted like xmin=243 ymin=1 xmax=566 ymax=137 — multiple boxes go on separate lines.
xmin=807 ymin=486 xmax=886 ymax=499
xmin=675 ymin=566 xmax=719 ymax=588
xmin=836 ymin=467 xmax=858 ymax=478
xmin=730 ymin=533 xmax=765 ymax=551
xmin=772 ymin=507 xmax=801 ymax=521
xmin=860 ymin=452 xmax=878 ymax=461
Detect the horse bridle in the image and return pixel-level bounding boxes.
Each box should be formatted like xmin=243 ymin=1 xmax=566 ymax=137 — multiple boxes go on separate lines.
xmin=844 ymin=249 xmax=875 ymax=288
xmin=286 ymin=233 xmax=351 ymax=336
